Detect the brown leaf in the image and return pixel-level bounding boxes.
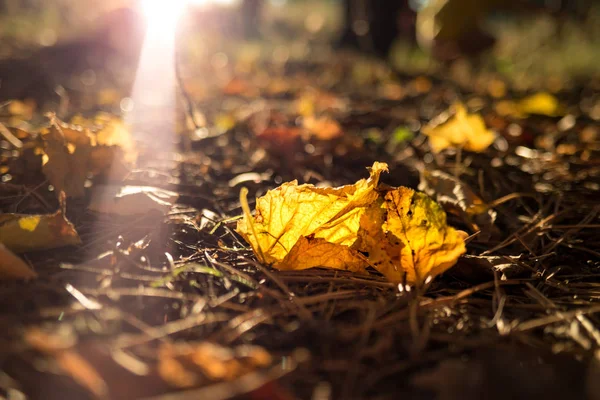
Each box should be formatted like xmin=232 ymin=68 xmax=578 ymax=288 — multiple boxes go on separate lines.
xmin=88 ymin=185 xmax=178 ymax=216
xmin=158 ymin=342 xmax=273 ymax=388
xmin=41 ymin=114 xmax=93 ymax=198
xmin=0 ymin=208 xmax=81 ymax=253
xmin=25 ymin=329 xmax=108 ymax=398
xmin=0 ymin=243 xmax=37 ymax=280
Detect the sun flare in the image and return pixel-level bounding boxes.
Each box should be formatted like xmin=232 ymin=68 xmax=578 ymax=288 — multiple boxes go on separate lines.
xmin=141 ymin=0 xmax=187 ymax=34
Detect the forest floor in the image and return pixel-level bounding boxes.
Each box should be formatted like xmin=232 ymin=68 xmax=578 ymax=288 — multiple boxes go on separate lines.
xmin=1 ymin=3 xmax=600 ymax=400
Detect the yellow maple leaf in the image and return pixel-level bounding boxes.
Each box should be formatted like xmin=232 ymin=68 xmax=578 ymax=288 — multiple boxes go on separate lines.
xmin=237 ymin=163 xmax=467 ymax=286
xmin=236 ymin=162 xmax=388 ymax=269
xmin=422 ymin=104 xmax=495 ymax=153
xmin=365 ymin=187 xmax=467 ymax=286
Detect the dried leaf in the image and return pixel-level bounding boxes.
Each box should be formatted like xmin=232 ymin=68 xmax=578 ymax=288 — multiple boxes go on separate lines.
xmin=189 ymin=342 xmax=271 ymax=380
xmin=88 ymin=185 xmax=178 ymax=216
xmin=41 ymin=115 xmax=93 ymax=198
xmin=454 ymin=254 xmax=526 ymax=280
xmin=368 ymin=187 xmax=467 ymax=285
xmin=0 ymin=208 xmax=81 ymax=253
xmin=72 ymin=112 xmax=137 ymax=164
xmin=419 ymin=169 xmax=498 ymax=240
xmin=7 ymin=99 xmax=36 ymax=121
xmin=41 ymin=114 xmax=134 ymax=198
xmin=0 ymin=243 xmax=37 ymax=279
xmin=158 ymin=342 xmax=273 ymax=388
xmin=238 ymin=163 xmax=466 ymax=286
xmin=302 ymin=115 xmax=343 ymax=140
xmin=159 ymin=357 xmax=198 ymax=388
xmin=296 ymin=89 xmax=346 ymax=117
xmin=423 ymin=104 xmax=495 ymax=153
xmin=278 ymin=235 xmax=367 ymax=273
xmin=25 ymin=329 xmax=108 ymax=398
xmin=237 ymin=162 xmax=388 ymax=268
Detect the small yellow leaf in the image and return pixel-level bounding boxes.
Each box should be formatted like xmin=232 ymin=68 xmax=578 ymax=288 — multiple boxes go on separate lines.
xmin=0 ymin=210 xmax=81 ymax=253
xmin=215 ymin=113 xmax=237 ymax=132
xmin=495 ymin=92 xmax=563 ymax=118
xmin=237 ymin=162 xmax=388 ymax=267
xmin=517 ymin=92 xmax=562 ymax=117
xmin=423 ymin=104 xmax=495 ymax=153
xmin=373 ymin=187 xmax=467 ymax=285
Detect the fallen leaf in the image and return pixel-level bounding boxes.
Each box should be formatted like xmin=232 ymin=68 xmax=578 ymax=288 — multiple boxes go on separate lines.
xmin=158 ymin=342 xmax=273 ymax=388
xmin=41 ymin=114 xmax=133 ymax=198
xmin=277 ymin=234 xmax=367 ymax=273
xmin=215 ymin=113 xmax=237 ymax=133
xmin=96 ymin=88 xmax=122 ymax=106
xmin=517 ymin=92 xmax=563 ymax=117
xmin=158 ymin=357 xmax=198 ymax=388
xmin=249 ymin=110 xmax=303 ymax=153
xmin=371 ymin=187 xmax=467 ymax=285
xmin=423 ymin=103 xmax=495 ymax=153
xmin=7 ymin=99 xmax=36 ymax=123
xmin=0 ymin=201 xmax=81 ymax=253
xmin=25 ymin=328 xmax=108 ymax=398
xmin=71 ymin=112 xmax=137 ymax=164
xmin=296 ymin=89 xmax=346 ymax=117
xmin=302 ymin=115 xmax=343 ymax=140
xmin=495 ymin=92 xmax=564 ymax=118
xmin=189 ymin=342 xmax=272 ymax=380
xmin=0 ymin=243 xmax=37 ymax=279
xmin=237 ymin=162 xmax=387 ymax=268
xmin=88 ymin=185 xmax=179 ymax=216
xmin=223 ymin=78 xmax=259 ymax=97
xmin=42 ymin=114 xmax=93 ymax=198
xmin=419 ymin=169 xmax=498 ymax=240
xmin=238 ymin=163 xmax=467 ymax=286
xmin=411 ymin=76 xmax=432 ymax=94
xmin=453 ymin=254 xmax=526 ymax=281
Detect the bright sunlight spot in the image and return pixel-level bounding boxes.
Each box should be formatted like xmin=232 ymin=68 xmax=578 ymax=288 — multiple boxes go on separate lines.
xmin=141 ymin=0 xmax=187 ymax=34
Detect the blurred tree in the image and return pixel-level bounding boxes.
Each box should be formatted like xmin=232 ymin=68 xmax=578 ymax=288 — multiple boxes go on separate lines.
xmin=338 ymin=0 xmax=414 ymax=56
xmin=241 ymin=0 xmax=263 ymax=38
xmin=335 ymin=0 xmax=594 ymax=60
